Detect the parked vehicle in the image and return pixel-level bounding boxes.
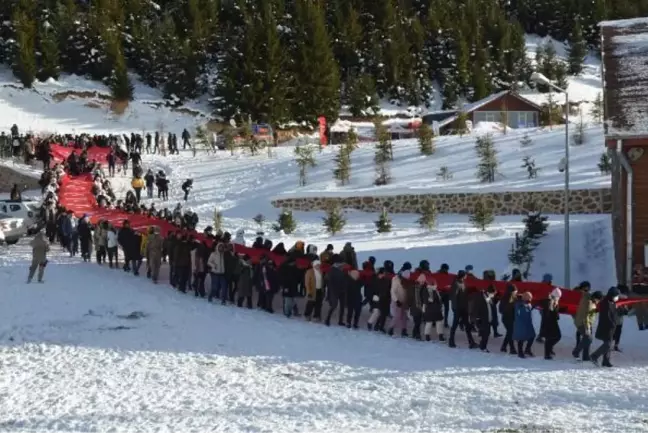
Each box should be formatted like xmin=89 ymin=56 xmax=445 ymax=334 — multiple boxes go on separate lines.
xmin=216 ymin=123 xmax=274 ymax=150
xmin=0 ymin=200 xmax=43 ymax=234
xmin=0 ymin=216 xmax=28 ymax=245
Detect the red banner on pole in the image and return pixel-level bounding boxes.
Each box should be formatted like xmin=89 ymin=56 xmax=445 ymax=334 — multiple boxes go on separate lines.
xmin=318 ymin=116 xmax=327 ymax=146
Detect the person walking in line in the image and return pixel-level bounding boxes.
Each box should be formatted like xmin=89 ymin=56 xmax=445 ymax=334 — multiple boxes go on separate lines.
xmin=591 ymin=287 xmax=621 ymax=367
xmin=27 ymin=231 xmax=50 ymax=283
xmin=572 ymin=288 xmax=603 ymax=361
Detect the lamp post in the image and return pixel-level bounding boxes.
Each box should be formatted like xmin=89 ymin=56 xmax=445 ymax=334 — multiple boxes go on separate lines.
xmin=531 ymin=72 xmax=570 ymax=289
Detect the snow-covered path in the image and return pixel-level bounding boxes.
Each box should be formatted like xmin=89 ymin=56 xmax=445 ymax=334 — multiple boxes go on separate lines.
xmin=2 ymin=244 xmax=648 ymax=433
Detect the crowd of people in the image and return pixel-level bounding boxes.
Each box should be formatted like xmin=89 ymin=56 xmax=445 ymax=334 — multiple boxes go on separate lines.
xmin=13 ymin=132 xmax=648 ymax=369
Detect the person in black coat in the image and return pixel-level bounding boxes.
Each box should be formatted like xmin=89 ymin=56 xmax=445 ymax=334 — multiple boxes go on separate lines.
xmin=470 ymin=285 xmax=496 ymax=351
xmin=345 ymin=270 xmax=363 ymax=329
xmin=254 ymin=257 xmax=279 ymax=313
xmin=77 ymin=216 xmax=93 ymax=262
xmin=325 ymin=255 xmax=348 ymax=327
xmin=448 ymin=271 xmax=477 ymax=349
xmin=591 ymin=287 xmax=620 ymax=367
xmin=144 ymin=169 xmax=155 ymax=199
xmin=117 ymin=221 xmax=137 ymax=272
xmin=181 ymin=178 xmax=193 ymax=201
xmin=438 ymin=263 xmax=451 ymax=327
xmin=499 ymin=284 xmax=518 ymax=354
xmin=540 ymin=288 xmax=563 ymax=360
xmin=422 ymin=279 xmax=445 ymax=341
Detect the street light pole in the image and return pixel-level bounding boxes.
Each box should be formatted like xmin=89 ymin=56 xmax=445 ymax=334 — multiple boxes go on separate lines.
xmin=530 ymin=72 xmax=570 ymax=289
xmin=563 ymin=92 xmax=570 ymax=290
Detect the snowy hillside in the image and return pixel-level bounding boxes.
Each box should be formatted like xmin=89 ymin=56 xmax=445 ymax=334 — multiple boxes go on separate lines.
xmin=0 ymin=67 xmax=207 ymax=135
xmin=0 ymin=242 xmax=646 ymax=433
xmin=274 ymin=126 xmax=607 ymax=198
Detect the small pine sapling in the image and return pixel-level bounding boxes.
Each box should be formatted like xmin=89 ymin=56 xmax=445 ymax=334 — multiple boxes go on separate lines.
xmin=417 ymin=198 xmax=438 ymax=230
xmin=520 ymin=133 xmax=533 ymax=147
xmin=598 ymin=151 xmax=612 ymax=175
xmin=500 ymin=100 xmax=509 ymax=134
xmin=333 ymin=144 xmax=351 ymax=185
xmin=273 ymin=209 xmax=297 ymax=234
xmin=253 ymin=213 xmax=265 ymax=231
xmin=475 ymin=134 xmax=498 ymax=183
xmin=590 ymin=93 xmax=603 ymax=124
xmin=455 ymin=111 xmax=469 ymax=136
xmin=521 ymin=156 xmax=540 ymax=179
xmin=523 ymin=210 xmax=549 ymax=243
xmin=294 ymin=145 xmax=317 ymax=186
xmin=194 ymin=125 xmax=210 ymax=157
xmin=242 ymin=122 xmax=260 ymax=155
xmin=346 ymin=129 xmax=359 ymax=154
xmin=213 ymin=209 xmax=223 ymax=231
xmin=224 ymin=127 xmax=236 ymax=156
xmin=470 ymin=199 xmax=494 ymax=231
xmin=571 ymin=105 xmax=586 ymax=145
xmin=322 ymin=203 xmax=346 ymax=235
xmin=508 ymin=232 xmax=535 ymax=276
xmin=375 ymin=207 xmax=392 ymax=233
xmin=374 ymin=120 xmax=393 ymax=160
xmin=418 ymin=123 xmax=435 ymax=155
xmin=436 ymin=166 xmax=453 ymax=180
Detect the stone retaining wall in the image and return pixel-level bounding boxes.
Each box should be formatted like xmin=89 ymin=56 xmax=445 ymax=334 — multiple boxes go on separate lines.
xmin=271 ymin=188 xmax=613 ymax=215
xmin=0 ymin=164 xmax=41 ymax=193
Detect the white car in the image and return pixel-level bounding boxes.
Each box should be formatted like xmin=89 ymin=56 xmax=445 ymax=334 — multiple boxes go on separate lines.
xmin=0 ymin=217 xmax=28 ymax=245
xmin=0 ymin=200 xmax=43 ymax=234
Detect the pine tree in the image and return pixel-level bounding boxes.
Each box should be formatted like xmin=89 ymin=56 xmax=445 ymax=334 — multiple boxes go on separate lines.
xmin=572 ymin=106 xmax=586 ymax=145
xmin=322 ymin=203 xmax=346 ymax=235
xmin=294 ymin=145 xmax=317 ymax=186
xmin=437 ymin=166 xmax=453 ymax=180
xmin=418 ymin=122 xmax=435 ymax=155
xmin=508 ymin=232 xmax=535 ymax=274
xmin=333 ymin=143 xmax=351 ymax=185
xmin=375 ymin=207 xmax=392 ymax=233
xmin=213 ymin=209 xmax=223 ymax=231
xmin=109 ymin=44 xmax=134 ymax=101
xmin=292 ymin=0 xmax=340 ymax=125
xmin=521 ymin=156 xmax=539 ymax=179
xmin=417 ymin=198 xmax=438 ymax=230
xmin=470 ymin=199 xmax=495 ymax=231
xmin=475 ymin=134 xmax=498 ymax=183
xmin=273 ymin=209 xmax=297 ymax=234
xmin=523 ymin=210 xmax=549 ymax=244
xmin=12 ymin=7 xmax=37 ymax=88
xmin=242 ymin=122 xmax=260 ymax=155
xmin=520 ymin=133 xmax=533 ymax=147
xmin=598 ymin=152 xmax=612 ymax=175
xmin=500 ymin=100 xmax=509 ymax=134
xmin=590 ymin=93 xmax=603 ymax=124
xmin=567 ymin=20 xmax=587 ymax=75
xmin=347 ymin=74 xmax=380 ymax=117
xmin=374 ymin=121 xmax=391 ymax=185
xmin=37 ymin=22 xmax=60 ymax=81
xmin=194 ymin=126 xmax=210 ymax=156
xmin=223 ymin=127 xmax=236 ymax=156
xmin=455 ymin=112 xmax=469 ymax=136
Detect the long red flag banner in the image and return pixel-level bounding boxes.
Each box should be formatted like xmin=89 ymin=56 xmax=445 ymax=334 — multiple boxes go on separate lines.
xmin=50 ymin=144 xmax=645 ymax=315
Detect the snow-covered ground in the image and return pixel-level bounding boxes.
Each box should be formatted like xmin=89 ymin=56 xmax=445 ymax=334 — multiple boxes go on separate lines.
xmin=1 ymin=242 xmax=647 ymax=433
xmin=273 ymin=126 xmax=607 ymax=198
xmin=0 ymin=67 xmax=206 ymax=136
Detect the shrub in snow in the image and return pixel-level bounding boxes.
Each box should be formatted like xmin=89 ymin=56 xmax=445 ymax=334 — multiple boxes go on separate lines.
xmin=475 ymin=134 xmax=498 ymax=183
xmin=507 ymin=209 xmax=549 ymax=277
xmin=590 ymin=93 xmax=603 ymax=124
xmin=508 ymin=232 xmax=534 ymax=277
xmin=455 ymin=112 xmax=469 ymax=137
xmin=436 ymin=166 xmax=453 ymax=181
xmin=294 ymin=145 xmax=317 ymax=186
xmin=242 ymin=123 xmax=261 ymax=155
xmin=194 ymin=126 xmax=211 ymax=157
xmin=521 ymin=156 xmax=539 ymax=179
xmin=418 ymin=123 xmax=435 ymax=156
xmin=417 ymin=198 xmax=437 ymax=230
xmin=524 ymin=210 xmax=549 ymax=242
xmin=273 ymin=209 xmax=297 ymax=234
xmin=374 ymin=121 xmax=392 ymax=185
xmin=213 ymin=209 xmax=223 ymax=231
xmin=598 ymin=151 xmax=612 ymax=175
xmin=322 ymin=203 xmax=346 ymax=235
xmin=571 ymin=107 xmax=586 ymax=145
xmin=375 ymin=208 xmax=392 ymax=233
xmin=470 ymin=199 xmax=494 ymax=231
xmin=333 ymin=143 xmax=352 ymax=185
xmin=520 ymin=133 xmax=532 ymax=147
xmin=223 ymin=127 xmax=236 ymax=156
xmin=253 ymin=213 xmax=265 ymax=231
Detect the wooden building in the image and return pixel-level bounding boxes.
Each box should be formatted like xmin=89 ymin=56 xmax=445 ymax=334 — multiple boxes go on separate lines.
xmin=601 ymin=17 xmax=648 ymax=283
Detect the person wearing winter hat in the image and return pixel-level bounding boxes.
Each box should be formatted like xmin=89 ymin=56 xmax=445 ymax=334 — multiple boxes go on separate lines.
xmin=388 ymin=268 xmax=411 ymax=337
xmin=536 ymin=274 xmax=555 ymax=343
xmin=514 ymin=292 xmax=536 ymax=358
xmin=573 ymin=290 xmax=603 ymax=361
xmin=319 ymin=244 xmax=335 ymax=265
xmin=613 ymin=285 xmax=630 ymax=352
xmin=465 ymin=264 xmax=474 ymax=276
xmin=540 ymin=287 xmax=563 ymax=359
xmin=590 ymin=287 xmax=620 ymax=367
xmin=304 ymin=260 xmax=324 ymax=321
xmin=448 ymin=270 xmax=477 ymax=349
xmin=438 ymin=263 xmax=451 ymax=327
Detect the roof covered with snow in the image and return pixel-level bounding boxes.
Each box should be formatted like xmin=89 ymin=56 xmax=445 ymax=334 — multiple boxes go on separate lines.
xmin=601 ymin=19 xmax=648 ymax=136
